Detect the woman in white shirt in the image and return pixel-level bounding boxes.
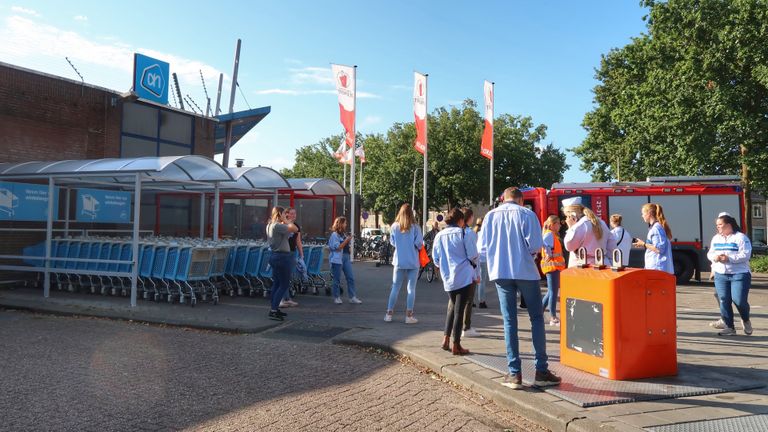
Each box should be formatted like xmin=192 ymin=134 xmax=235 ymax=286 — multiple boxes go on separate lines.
xmin=432 ymin=208 xmax=478 ymax=356
xmin=633 ymin=203 xmax=674 ymax=275
xmin=562 ymin=197 xmax=616 ymax=266
xmin=609 ymin=214 xmax=632 ymax=266
xmin=385 ymin=204 xmax=423 ymax=324
xmin=706 ymin=213 xmax=753 ymax=336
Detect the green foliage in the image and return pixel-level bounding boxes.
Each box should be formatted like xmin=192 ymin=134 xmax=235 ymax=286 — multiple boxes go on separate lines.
xmin=751 ymin=255 xmax=768 ymax=273
xmin=286 ymin=100 xmax=569 ymax=223
xmin=576 ymin=0 xmax=768 ymax=193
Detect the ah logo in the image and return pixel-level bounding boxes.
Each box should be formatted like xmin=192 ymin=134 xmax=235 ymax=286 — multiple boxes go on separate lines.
xmin=140 ymin=63 xmax=165 ymax=98
xmin=338 ymin=70 xmax=349 ymax=88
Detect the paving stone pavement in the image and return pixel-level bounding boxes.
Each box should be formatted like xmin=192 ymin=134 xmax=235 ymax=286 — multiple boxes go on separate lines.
xmin=0 ymin=310 xmax=547 ymax=432
xmin=1 ymin=263 xmax=768 ymax=431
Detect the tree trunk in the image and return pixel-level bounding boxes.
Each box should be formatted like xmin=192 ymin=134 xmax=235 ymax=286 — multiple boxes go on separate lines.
xmin=742 ymin=144 xmax=751 ymax=235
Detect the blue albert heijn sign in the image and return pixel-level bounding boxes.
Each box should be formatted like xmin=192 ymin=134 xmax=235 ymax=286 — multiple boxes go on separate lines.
xmin=76 ymin=188 xmax=131 ymax=223
xmin=0 ymin=181 xmax=59 ymax=221
xmin=133 ymin=53 xmax=169 ymax=104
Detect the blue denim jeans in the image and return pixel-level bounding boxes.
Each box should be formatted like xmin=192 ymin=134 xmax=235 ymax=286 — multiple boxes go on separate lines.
xmin=542 ymin=271 xmax=560 ymax=318
xmin=388 ymin=268 xmax=418 ymax=311
xmin=495 ymin=279 xmax=549 ymax=373
xmin=270 ymin=252 xmax=295 ymax=311
xmin=714 ymin=272 xmax=751 ymax=328
xmin=331 ymin=253 xmax=357 ymax=299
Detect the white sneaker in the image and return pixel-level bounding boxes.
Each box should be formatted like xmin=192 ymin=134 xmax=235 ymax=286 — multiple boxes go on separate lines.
xmin=718 ymin=327 xmax=737 ymax=336
xmin=742 ymin=319 xmax=753 ymax=335
xmin=462 ymin=328 xmax=479 ymax=337
xmin=709 ymin=318 xmax=726 ymax=329
xmin=334 ymin=297 xmax=343 ymax=304
xmin=405 ymin=316 xmax=418 ymax=324
xmin=384 ymin=313 xmax=393 ymax=322
xmin=549 ymin=317 xmax=561 ymax=326
xmin=349 ymin=297 xmax=363 ymax=304
xmin=279 ymin=300 xmax=292 ymax=308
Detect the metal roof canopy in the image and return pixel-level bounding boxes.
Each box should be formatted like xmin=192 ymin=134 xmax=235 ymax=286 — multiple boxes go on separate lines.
xmin=214 ymin=106 xmax=271 ymax=154
xmin=286 ymin=178 xmax=347 ymax=196
xmin=0 ymin=156 xmax=234 ymax=308
xmin=0 ymin=155 xmax=233 ymax=185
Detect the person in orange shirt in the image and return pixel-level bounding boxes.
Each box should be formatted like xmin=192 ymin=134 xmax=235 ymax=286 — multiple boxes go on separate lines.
xmin=540 ymin=215 xmax=566 ymax=326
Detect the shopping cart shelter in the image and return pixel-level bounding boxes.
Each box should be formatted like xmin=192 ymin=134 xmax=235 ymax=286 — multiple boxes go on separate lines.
xmin=0 ymin=156 xmax=347 ymax=307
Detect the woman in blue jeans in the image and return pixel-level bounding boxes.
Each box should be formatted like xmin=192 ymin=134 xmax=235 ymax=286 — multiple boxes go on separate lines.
xmin=328 ymin=217 xmax=362 ymax=305
xmin=706 ymin=213 xmax=753 ymax=336
xmin=266 ymin=206 xmax=298 ymax=321
xmin=385 ymin=204 xmax=423 ymax=324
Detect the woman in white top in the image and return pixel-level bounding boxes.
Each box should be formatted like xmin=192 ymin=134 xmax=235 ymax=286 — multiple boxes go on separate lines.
xmin=609 ymin=214 xmax=632 ymax=266
xmin=432 ymin=208 xmax=478 ymax=356
xmin=632 ymin=203 xmax=674 ymax=275
xmin=385 ymin=204 xmax=423 ymax=324
xmin=706 ymin=213 xmax=753 ymax=336
xmin=562 ymin=197 xmax=616 ymax=266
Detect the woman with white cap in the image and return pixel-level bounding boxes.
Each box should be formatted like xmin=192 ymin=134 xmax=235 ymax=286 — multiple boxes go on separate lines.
xmin=562 ymin=196 xmax=616 ymax=266
xmin=706 ymin=212 xmax=753 ymax=336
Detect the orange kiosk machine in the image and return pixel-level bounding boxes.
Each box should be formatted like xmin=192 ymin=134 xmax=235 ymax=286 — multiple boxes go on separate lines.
xmin=559 ymin=249 xmax=677 ymax=380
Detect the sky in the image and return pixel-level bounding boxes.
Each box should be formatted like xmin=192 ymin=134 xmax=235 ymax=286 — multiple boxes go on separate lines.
xmin=0 ymin=1 xmax=650 ymax=183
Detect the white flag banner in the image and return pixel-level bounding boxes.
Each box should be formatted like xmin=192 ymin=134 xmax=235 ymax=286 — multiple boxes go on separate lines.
xmin=331 ymin=64 xmax=356 ymax=147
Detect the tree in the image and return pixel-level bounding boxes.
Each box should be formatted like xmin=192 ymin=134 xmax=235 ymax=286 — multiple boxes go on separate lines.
xmin=285 ymin=100 xmax=569 ymax=224
xmin=342 ymin=100 xmax=568 ymax=222
xmin=575 ymin=0 xmax=768 ymax=230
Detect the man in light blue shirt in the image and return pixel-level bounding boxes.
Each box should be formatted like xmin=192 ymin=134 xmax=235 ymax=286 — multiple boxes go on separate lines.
xmin=477 ymin=187 xmax=561 ymax=389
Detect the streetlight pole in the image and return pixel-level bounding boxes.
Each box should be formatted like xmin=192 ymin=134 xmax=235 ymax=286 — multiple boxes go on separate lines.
xmin=411 ymin=167 xmax=422 ymax=211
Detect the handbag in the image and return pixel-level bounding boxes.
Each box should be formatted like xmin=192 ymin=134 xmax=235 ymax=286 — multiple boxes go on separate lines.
xmin=418 ymin=246 xmax=430 ymax=268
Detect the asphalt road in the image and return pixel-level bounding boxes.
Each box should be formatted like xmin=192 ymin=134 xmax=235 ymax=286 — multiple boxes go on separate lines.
xmin=0 ymin=309 xmax=549 ymax=432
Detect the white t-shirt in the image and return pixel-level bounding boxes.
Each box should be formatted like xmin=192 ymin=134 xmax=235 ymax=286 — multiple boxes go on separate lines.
xmin=611 ymin=226 xmax=632 ymax=266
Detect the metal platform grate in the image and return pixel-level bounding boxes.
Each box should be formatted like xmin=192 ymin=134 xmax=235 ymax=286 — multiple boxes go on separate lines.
xmin=260 ymin=322 xmax=349 ymax=344
xmin=466 ymin=353 xmax=764 ymax=407
xmin=645 ymin=414 xmax=768 ymax=432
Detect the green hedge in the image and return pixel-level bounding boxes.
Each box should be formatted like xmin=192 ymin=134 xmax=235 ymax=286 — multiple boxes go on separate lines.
xmin=751 ymin=256 xmax=768 ymax=273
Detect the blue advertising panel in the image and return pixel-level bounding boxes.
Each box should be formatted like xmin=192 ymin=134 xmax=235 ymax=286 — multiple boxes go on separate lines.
xmin=133 ymin=53 xmax=169 ymax=104
xmin=76 ymin=189 xmax=131 ymax=223
xmin=0 ymin=181 xmax=59 ymax=221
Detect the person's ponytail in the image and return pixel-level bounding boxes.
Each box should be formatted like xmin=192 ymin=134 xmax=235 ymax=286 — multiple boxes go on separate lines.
xmin=583 ymin=208 xmax=603 ymax=240
xmin=655 ymin=204 xmax=672 ymax=238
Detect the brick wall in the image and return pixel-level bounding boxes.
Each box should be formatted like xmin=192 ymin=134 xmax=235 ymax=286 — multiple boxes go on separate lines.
xmin=0 ymin=63 xmax=122 ymax=162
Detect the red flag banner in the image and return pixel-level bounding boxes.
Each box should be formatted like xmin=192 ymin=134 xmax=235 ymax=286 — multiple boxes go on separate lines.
xmin=413 ymin=72 xmax=427 ymax=155
xmin=331 ymin=64 xmax=356 ymax=147
xmin=480 ymin=80 xmax=494 ymax=160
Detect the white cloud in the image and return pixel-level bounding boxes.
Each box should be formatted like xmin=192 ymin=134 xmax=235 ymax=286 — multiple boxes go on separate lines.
xmin=255 ymin=88 xmax=336 ymax=96
xmin=11 ymin=6 xmax=40 ymax=17
xmin=360 ymin=115 xmax=382 ymax=127
xmin=289 ymin=66 xmax=335 ymax=85
xmin=0 ymin=15 xmax=225 ymax=96
xmin=389 ymin=84 xmax=410 ymax=91
xmin=73 ymin=15 xmax=88 ymax=21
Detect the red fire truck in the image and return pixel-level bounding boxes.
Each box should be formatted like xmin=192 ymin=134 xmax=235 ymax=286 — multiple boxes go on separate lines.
xmin=521 ymin=176 xmax=745 ymax=283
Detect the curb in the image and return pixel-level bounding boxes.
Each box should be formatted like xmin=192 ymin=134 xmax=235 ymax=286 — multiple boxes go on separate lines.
xmin=0 ymin=299 xmax=282 ymax=334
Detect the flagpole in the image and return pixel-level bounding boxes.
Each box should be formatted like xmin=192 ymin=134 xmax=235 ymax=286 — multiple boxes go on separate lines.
xmin=423 ymin=73 xmax=428 ymax=233
xmin=343 ymin=160 xmax=347 ymax=211
xmin=489 ymin=81 xmax=495 ymax=207
xmin=350 ymin=65 xmax=357 ymax=261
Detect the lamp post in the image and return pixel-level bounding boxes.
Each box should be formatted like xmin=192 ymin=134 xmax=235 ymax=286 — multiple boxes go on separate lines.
xmin=411 ymin=167 xmax=423 ymax=212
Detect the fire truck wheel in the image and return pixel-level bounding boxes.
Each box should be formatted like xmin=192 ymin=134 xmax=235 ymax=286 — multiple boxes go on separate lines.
xmin=673 ymin=253 xmax=695 ymax=284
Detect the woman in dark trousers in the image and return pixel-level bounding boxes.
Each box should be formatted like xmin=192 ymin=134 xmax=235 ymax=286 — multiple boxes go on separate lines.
xmin=432 ymin=208 xmax=478 ymax=355
xmin=266 ymin=206 xmax=298 ymax=321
